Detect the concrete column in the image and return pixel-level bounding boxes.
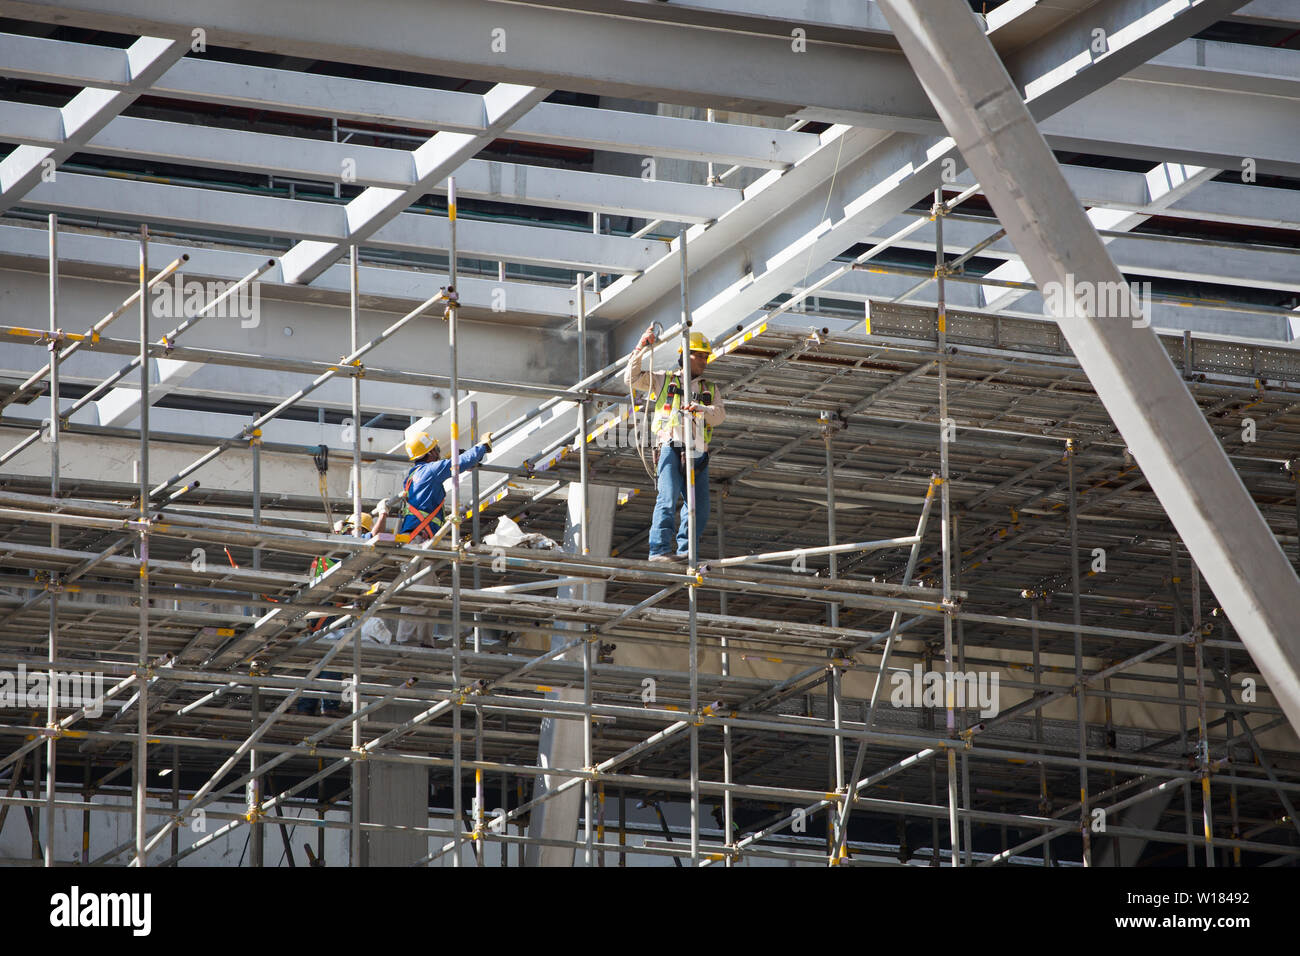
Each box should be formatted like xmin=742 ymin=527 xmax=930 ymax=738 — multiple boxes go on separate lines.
xmin=526 ymin=482 xmax=616 ymax=866
xmin=354 ymin=703 xmax=429 ymax=866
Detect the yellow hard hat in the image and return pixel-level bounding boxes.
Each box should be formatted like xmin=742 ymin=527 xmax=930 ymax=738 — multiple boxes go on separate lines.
xmin=678 ymin=331 xmax=712 ymax=356
xmin=404 ymin=420 xmax=440 ymax=461
xmin=335 ymin=512 xmax=374 ymax=534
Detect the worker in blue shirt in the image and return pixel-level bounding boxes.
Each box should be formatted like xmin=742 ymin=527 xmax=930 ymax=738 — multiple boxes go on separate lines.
xmin=382 ymin=423 xmax=493 ymax=541
xmin=379 ymin=422 xmax=493 ymax=646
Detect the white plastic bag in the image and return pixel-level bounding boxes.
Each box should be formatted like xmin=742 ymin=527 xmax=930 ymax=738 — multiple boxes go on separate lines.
xmin=483 ymin=515 xmax=528 ymax=548
xmin=361 ymin=616 xmax=393 ymax=645
xmin=483 ymin=515 xmax=558 ymax=550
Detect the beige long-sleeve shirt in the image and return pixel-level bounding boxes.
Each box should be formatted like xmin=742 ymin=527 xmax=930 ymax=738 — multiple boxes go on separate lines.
xmin=625 ymin=344 xmax=726 ymax=454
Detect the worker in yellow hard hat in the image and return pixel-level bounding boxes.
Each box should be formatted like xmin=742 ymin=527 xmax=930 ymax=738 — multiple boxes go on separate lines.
xmin=625 ymin=326 xmax=726 ymax=563
xmin=333 ymin=512 xmax=374 ymax=536
xmin=378 ymin=420 xmax=493 ymax=647
xmin=389 ymin=422 xmax=493 ymax=542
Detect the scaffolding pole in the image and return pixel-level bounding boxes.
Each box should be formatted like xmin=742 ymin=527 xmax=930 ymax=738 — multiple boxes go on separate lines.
xmin=448 ymin=176 xmax=464 ymax=868
xmin=43 ymin=212 xmax=58 ymax=869
xmin=935 ymin=188 xmax=960 ymax=867
xmin=134 ymin=223 xmax=150 ymax=868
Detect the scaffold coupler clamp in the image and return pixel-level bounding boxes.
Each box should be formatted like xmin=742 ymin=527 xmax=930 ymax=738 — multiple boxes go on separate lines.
xmin=818 ymin=409 xmax=847 ymax=437
xmin=441 ymin=286 xmax=459 ymax=320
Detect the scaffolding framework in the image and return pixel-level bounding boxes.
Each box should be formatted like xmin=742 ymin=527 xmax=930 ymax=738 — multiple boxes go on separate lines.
xmin=2 ymin=0 xmax=1300 ymax=868
xmin=2 ymin=193 xmax=1299 ymax=868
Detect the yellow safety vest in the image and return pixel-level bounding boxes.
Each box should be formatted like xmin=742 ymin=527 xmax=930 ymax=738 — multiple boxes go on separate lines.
xmin=651 ymin=374 xmax=715 ymax=447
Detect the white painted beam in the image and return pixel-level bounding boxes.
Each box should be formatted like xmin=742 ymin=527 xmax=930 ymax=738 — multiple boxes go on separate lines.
xmin=0 ymin=103 xmax=742 ymax=223
xmin=0 ymin=223 xmax=581 ymax=327
xmin=0 ymin=34 xmax=186 ymax=212
xmin=23 ymin=173 xmax=664 ymax=274
xmin=0 ymin=32 xmax=821 ymax=169
xmin=596 ymin=0 xmax=1257 ymax=355
xmin=0 ymin=0 xmax=934 ymax=123
xmin=279 ymin=83 xmax=550 ymax=284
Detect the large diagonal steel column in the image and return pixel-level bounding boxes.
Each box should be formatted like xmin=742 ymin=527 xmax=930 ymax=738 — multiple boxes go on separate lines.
xmin=877 ymin=0 xmax=1300 ymax=737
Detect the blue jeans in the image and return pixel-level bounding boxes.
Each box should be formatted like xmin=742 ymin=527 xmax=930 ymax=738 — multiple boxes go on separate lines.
xmin=649 ymin=446 xmax=710 ymax=558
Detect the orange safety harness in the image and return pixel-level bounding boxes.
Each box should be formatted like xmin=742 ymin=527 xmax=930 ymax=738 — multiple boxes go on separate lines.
xmin=402 ymin=465 xmax=445 ymax=540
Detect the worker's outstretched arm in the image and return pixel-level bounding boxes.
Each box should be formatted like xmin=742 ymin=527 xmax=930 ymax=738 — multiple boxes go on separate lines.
xmin=625 ymin=326 xmax=659 ymax=394
xmin=456 ymin=441 xmax=490 ymax=472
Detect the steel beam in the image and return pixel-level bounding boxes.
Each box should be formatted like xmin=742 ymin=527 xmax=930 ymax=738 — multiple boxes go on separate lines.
xmin=877 ymin=0 xmax=1300 ymax=740
xmin=0 ymin=103 xmax=741 ymax=224
xmin=0 ymin=35 xmax=186 ymax=212
xmin=597 ymin=0 xmax=1248 ymax=354
xmin=278 ymin=84 xmax=549 ymax=284
xmin=0 ymin=32 xmax=819 ymax=170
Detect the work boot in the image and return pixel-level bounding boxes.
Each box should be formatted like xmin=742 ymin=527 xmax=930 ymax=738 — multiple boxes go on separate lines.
xmin=648 ymin=554 xmax=677 ymax=564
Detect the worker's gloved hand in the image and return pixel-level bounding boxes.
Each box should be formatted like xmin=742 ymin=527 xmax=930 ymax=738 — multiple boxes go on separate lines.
xmin=482 ymin=431 xmax=493 ymax=451
xmin=374 ymin=497 xmax=392 ymax=516
xmin=638 ymin=325 xmax=656 ymax=348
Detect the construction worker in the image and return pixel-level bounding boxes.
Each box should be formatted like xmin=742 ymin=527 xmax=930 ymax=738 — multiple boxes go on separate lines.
xmin=386 ymin=420 xmax=494 ymax=646
xmin=308 ymin=512 xmax=375 ymax=580
xmin=625 ymin=326 xmax=726 ymax=563
xmin=297 ymin=511 xmax=374 ymax=716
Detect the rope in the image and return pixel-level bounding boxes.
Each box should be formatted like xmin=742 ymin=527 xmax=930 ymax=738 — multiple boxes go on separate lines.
xmin=630 ymin=322 xmax=662 ymax=481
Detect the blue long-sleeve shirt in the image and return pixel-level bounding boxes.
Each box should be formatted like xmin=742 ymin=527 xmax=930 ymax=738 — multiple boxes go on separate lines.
xmin=399 ymin=443 xmax=489 ymax=535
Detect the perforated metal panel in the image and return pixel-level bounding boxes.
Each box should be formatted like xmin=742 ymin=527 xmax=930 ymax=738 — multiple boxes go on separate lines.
xmin=947 ymin=311 xmax=996 ymax=345
xmin=867 ymin=301 xmax=936 ymax=339
xmin=1253 ymin=346 xmax=1300 ymax=385
xmin=1196 ymin=341 xmax=1255 ymax=377
xmin=998 ymin=316 xmax=1063 ymax=351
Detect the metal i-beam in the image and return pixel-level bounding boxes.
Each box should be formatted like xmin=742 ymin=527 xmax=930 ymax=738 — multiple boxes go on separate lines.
xmin=598 ymin=0 xmax=1248 ymax=352
xmin=0 ymin=35 xmax=186 ymax=213
xmin=980 ymin=162 xmax=1221 ymax=312
xmin=877 ymin=0 xmax=1300 ymax=738
xmin=0 ymin=103 xmax=742 ymax=223
xmin=0 ymin=0 xmax=933 ymax=122
xmin=35 ymin=150 xmax=655 ymax=268
xmin=0 ymin=223 xmax=581 ymax=321
xmin=25 ymin=172 xmax=663 ymax=273
xmin=278 ymin=84 xmax=549 ymax=285
xmin=0 ymin=33 xmax=820 ymax=170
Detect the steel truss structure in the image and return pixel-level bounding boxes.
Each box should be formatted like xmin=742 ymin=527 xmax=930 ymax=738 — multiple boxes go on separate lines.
xmin=0 ymin=0 xmax=1298 ymax=867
